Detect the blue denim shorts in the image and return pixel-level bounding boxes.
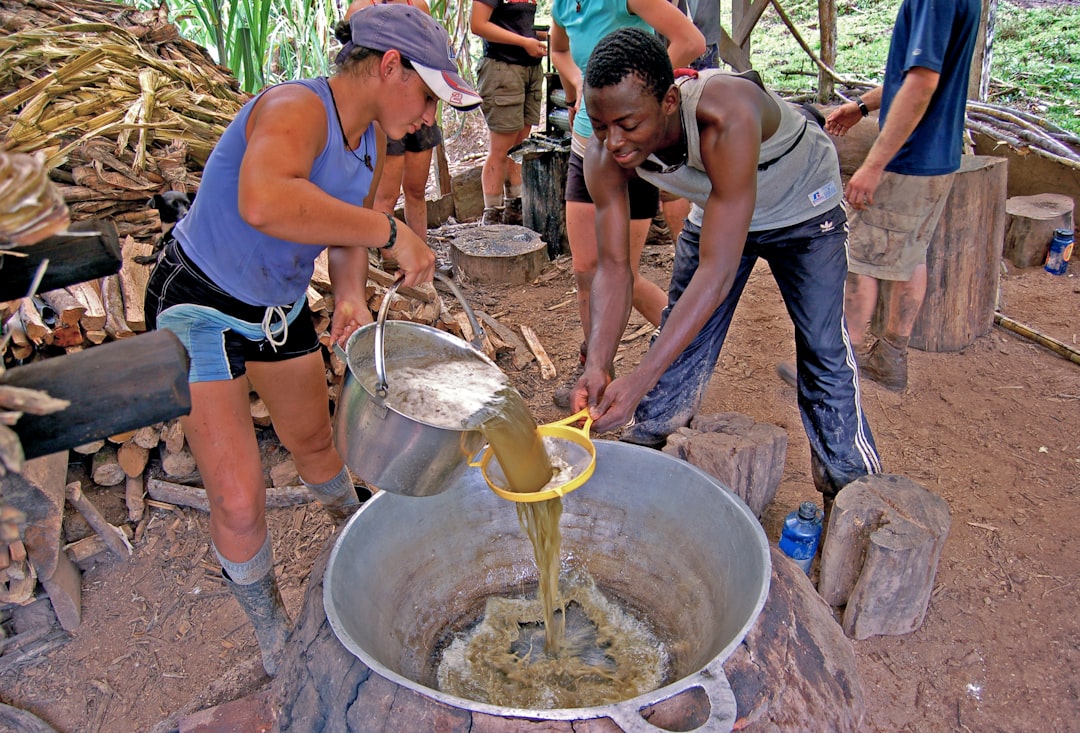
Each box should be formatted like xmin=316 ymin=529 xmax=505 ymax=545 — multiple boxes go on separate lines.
xmin=144 ymin=241 xmax=320 ymax=382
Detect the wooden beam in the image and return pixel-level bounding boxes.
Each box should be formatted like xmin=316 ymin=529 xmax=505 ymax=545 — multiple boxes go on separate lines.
xmin=0 ymin=220 xmax=121 ymax=300
xmin=0 ymin=330 xmax=191 ymax=458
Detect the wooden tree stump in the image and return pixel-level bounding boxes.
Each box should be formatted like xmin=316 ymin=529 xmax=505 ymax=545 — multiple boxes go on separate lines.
xmin=818 ymin=474 xmax=951 ymax=641
xmin=269 ymin=542 xmax=864 ymax=732
xmin=871 ymin=155 xmax=1008 ymax=352
xmin=1002 ymin=193 xmax=1074 ymax=268
xmin=449 ymin=224 xmax=549 ymax=286
xmin=662 ymin=413 xmax=787 ymax=518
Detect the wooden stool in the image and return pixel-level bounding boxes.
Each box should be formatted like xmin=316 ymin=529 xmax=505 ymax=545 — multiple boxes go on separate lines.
xmin=818 ymin=474 xmax=950 ymax=640
xmin=663 ymin=413 xmax=788 ymax=518
xmin=1003 ymin=193 xmax=1074 ymax=268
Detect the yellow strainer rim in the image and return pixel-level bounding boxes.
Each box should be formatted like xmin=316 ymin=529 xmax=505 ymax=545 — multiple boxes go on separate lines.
xmin=477 ymin=409 xmax=595 ymax=503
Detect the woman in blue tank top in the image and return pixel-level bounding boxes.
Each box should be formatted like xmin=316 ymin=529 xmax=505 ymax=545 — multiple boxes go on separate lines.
xmin=143 ymin=3 xmax=479 ymax=677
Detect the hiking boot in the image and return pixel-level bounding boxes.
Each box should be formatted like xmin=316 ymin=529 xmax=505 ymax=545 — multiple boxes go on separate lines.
xmin=776 ymin=360 xmax=797 ymax=387
xmin=553 ymin=363 xmax=584 ymax=409
xmin=860 ymin=336 xmax=908 ymax=392
xmin=503 ymin=197 xmax=523 ymax=226
xmin=646 ymin=214 xmax=672 ymax=246
xmin=481 ymin=207 xmax=504 ymax=226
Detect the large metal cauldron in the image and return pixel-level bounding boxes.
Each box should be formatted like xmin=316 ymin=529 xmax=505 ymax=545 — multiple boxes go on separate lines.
xmin=324 ymin=440 xmax=771 ymax=732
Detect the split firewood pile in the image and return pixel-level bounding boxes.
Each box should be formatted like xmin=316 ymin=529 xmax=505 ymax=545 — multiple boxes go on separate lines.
xmin=0 ymin=0 xmax=478 ymax=571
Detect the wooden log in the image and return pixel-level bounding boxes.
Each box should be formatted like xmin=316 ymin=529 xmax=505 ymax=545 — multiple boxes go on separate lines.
xmin=146 ymin=477 xmax=317 ymax=512
xmin=366 ymin=265 xmax=437 ymax=304
xmin=117 ymin=438 xmax=150 ymax=477
xmin=18 ymin=297 xmax=51 ymax=346
xmin=1002 ymin=193 xmax=1074 ymax=268
xmin=66 ymin=281 xmax=106 ymax=331
xmin=449 ymin=225 xmax=549 ymax=286
xmin=72 ymin=440 xmax=105 ymax=455
xmin=100 ymin=274 xmax=134 ymax=339
xmin=39 ymin=549 xmax=81 ymax=631
xmin=662 ymin=413 xmax=788 ymax=518
xmin=64 ymin=523 xmax=134 ymax=565
xmin=0 ymin=219 xmax=121 ymax=301
xmin=519 ymin=324 xmax=556 ymax=379
xmin=818 ymin=474 xmax=951 ymax=640
xmin=476 ymin=311 xmax=534 ymax=371
xmin=521 ymin=143 xmax=570 ymax=257
xmin=250 ymin=396 xmax=271 ymax=427
xmin=161 ymin=448 xmax=198 ymax=479
xmin=39 ymin=288 xmax=85 ymax=328
xmin=0 ymin=330 xmax=191 ymax=459
xmin=91 ymin=444 xmax=126 ymax=487
xmin=132 ymin=425 xmax=161 ymax=450
xmin=65 ymin=481 xmax=131 ymax=558
xmin=125 ymin=473 xmax=145 ymax=523
xmin=118 ymin=235 xmax=154 ymax=331
xmin=162 ymin=419 xmax=186 ymax=455
xmin=0 ymin=452 xmax=67 ymax=580
xmin=871 ymin=155 xmax=1009 ymax=352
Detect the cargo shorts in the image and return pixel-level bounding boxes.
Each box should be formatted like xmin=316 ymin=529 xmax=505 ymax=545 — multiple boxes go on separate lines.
xmin=847 ymin=170 xmax=956 ymax=280
xmin=477 ymin=57 xmax=543 ymax=134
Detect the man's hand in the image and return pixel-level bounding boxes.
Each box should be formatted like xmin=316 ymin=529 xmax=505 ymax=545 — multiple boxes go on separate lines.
xmin=585 ymin=375 xmax=645 ymax=434
xmin=824 ymin=103 xmax=862 ymax=137
xmin=523 ymin=38 xmax=547 ymax=57
xmin=845 ymin=164 xmax=885 ymax=211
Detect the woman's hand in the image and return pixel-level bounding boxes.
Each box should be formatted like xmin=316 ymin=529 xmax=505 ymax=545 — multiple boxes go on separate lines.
xmin=385 ymin=218 xmax=435 ymax=287
xmin=330 ymin=292 xmax=373 ymax=346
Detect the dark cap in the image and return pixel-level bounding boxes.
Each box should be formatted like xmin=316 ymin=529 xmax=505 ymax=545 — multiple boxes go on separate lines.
xmin=338 ymin=4 xmax=481 ymax=111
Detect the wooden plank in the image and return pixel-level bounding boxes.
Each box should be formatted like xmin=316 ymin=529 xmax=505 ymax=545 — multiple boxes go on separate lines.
xmin=146 ymin=477 xmax=317 ymax=512
xmin=519 ymin=324 xmax=556 ymax=379
xmin=0 ymin=330 xmax=191 ymax=458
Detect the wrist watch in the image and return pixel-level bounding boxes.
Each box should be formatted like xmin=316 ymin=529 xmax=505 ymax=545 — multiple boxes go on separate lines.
xmin=855 ymin=96 xmax=870 ymax=117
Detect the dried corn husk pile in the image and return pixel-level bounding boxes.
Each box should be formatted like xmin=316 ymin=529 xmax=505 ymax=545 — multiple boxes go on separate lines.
xmin=0 ymin=0 xmax=246 ymax=243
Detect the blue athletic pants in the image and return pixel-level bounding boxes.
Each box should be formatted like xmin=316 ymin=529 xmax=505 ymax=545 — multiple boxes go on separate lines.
xmin=623 ymin=205 xmax=882 ymax=496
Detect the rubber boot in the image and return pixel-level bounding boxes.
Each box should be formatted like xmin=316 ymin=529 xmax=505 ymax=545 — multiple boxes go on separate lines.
xmin=223 ymin=569 xmax=291 ymax=676
xmin=304 ymin=468 xmax=364 ymax=526
xmin=861 ymin=335 xmax=908 ymax=392
xmin=481 ymin=207 xmax=504 ymax=226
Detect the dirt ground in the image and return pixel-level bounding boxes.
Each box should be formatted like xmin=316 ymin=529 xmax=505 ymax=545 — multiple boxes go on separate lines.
xmin=1 ymin=141 xmax=1079 ymax=730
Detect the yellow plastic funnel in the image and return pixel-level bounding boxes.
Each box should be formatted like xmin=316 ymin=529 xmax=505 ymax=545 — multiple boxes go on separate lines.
xmin=475 ymin=409 xmax=596 ymax=503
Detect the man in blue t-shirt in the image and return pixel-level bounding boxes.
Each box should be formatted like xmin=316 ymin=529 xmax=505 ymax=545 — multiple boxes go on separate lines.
xmin=824 ymin=0 xmax=980 ymax=392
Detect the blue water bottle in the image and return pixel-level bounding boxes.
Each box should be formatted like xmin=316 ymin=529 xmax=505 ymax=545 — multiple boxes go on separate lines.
xmin=779 ymin=501 xmax=824 ymax=575
xmin=1045 ymin=228 xmax=1074 ymax=275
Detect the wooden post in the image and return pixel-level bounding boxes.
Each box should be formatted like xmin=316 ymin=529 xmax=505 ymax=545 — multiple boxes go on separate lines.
xmin=872 ymin=155 xmax=1009 ymax=352
xmin=0 ymin=220 xmax=121 ymax=301
xmin=817 ymin=0 xmax=837 ymax=104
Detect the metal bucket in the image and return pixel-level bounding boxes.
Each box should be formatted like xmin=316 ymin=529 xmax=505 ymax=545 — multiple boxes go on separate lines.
xmin=324 ymin=440 xmax=771 ymax=732
xmin=333 ymin=273 xmax=494 ymax=497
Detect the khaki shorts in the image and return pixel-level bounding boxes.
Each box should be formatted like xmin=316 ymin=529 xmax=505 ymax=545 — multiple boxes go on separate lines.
xmin=847 ymin=170 xmax=955 ymax=280
xmin=477 ymin=58 xmax=543 ymax=134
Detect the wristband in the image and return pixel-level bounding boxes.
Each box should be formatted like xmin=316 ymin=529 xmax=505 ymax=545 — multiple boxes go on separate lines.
xmin=380 ymin=212 xmax=397 ymax=250
xmin=855 ymin=96 xmax=869 ymax=117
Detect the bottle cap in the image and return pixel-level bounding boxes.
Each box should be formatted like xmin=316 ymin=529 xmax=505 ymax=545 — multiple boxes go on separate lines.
xmin=797 ymin=501 xmax=819 ymax=521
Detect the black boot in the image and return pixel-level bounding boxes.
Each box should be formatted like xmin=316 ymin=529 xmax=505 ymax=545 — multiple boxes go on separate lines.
xmin=223 ymin=570 xmax=291 ymax=676
xmin=503 ymin=197 xmax=523 ymax=226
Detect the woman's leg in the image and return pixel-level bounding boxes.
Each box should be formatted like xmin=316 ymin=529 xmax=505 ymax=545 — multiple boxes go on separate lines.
xmin=182 ymin=377 xmax=267 ymax=563
xmin=629 ymin=217 xmax=667 ymax=327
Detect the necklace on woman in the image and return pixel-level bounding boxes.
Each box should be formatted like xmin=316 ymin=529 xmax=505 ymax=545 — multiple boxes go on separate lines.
xmin=326 ymin=78 xmax=373 ymax=171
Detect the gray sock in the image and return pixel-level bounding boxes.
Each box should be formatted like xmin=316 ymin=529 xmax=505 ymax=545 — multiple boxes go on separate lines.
xmin=303 ymin=466 xmax=358 ymax=508
xmin=215 ymin=533 xmax=273 ymax=586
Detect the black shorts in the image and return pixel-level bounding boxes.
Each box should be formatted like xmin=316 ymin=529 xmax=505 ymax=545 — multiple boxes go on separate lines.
xmin=564 ymin=150 xmax=659 ymax=220
xmin=145 ymin=241 xmax=320 ymax=381
xmin=385 ymin=122 xmax=443 ymax=156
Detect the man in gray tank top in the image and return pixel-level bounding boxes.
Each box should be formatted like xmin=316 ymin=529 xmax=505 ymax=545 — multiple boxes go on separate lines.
xmin=569 ymin=28 xmax=881 ymax=503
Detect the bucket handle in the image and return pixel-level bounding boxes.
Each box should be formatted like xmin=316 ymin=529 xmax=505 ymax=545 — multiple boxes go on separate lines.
xmin=373 ymin=271 xmax=486 ymax=396
xmin=600 ymin=662 xmax=737 ymax=733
